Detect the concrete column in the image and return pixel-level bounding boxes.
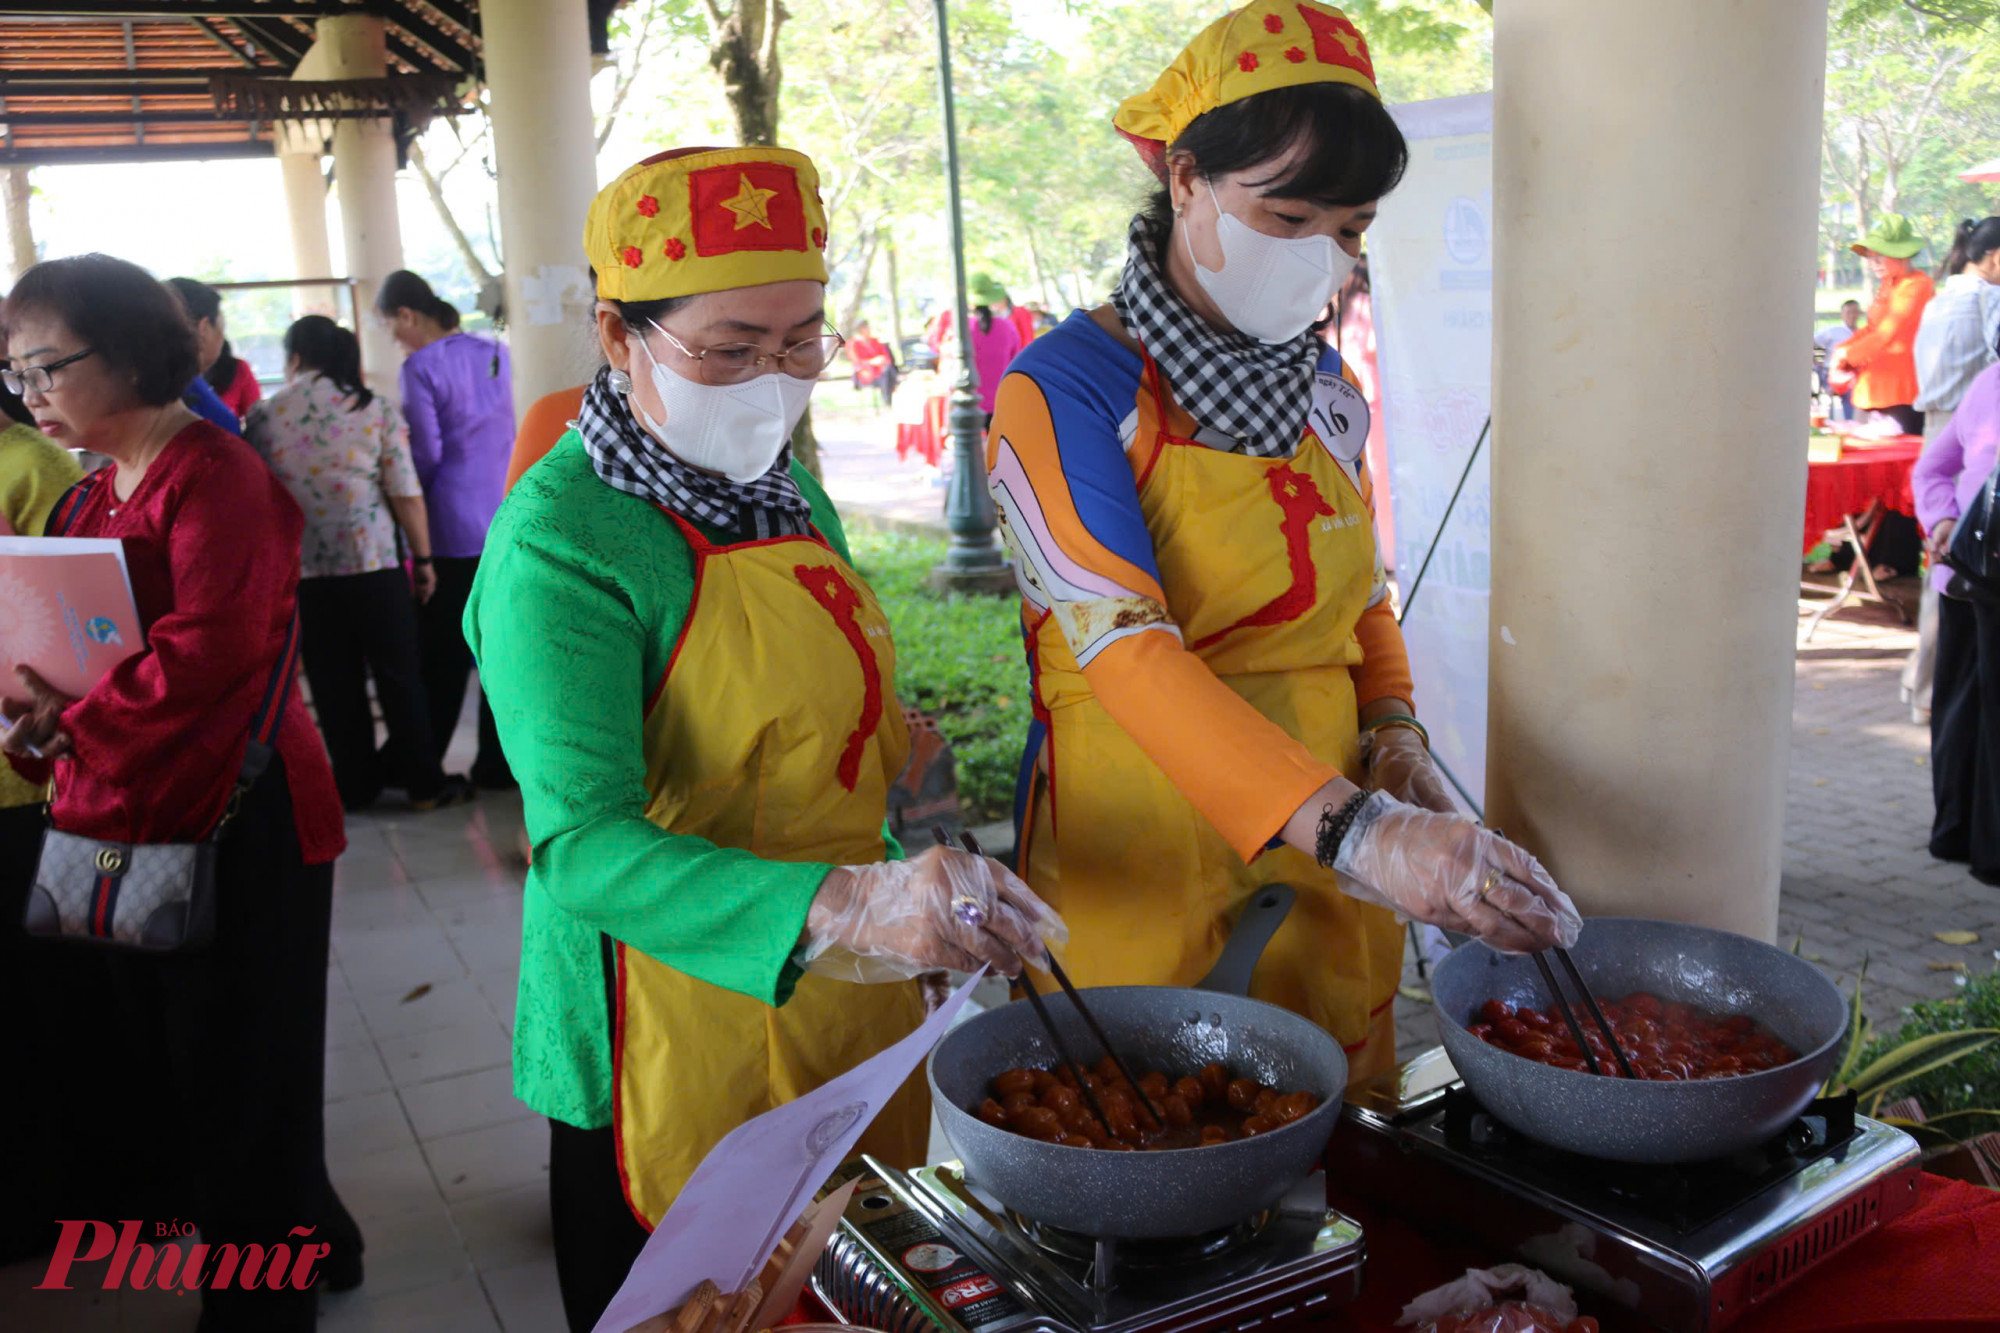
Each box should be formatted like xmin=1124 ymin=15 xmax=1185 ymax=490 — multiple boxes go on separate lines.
xmin=277 ymin=145 xmax=334 ymax=316
xmin=481 ymin=0 xmax=600 ymax=420
xmin=316 ymin=12 xmax=404 ymax=397
xmin=1485 ymin=0 xmax=1828 ymax=941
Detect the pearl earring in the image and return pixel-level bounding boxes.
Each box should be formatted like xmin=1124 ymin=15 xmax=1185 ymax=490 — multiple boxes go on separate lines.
xmin=607 ymin=368 xmax=634 ymax=396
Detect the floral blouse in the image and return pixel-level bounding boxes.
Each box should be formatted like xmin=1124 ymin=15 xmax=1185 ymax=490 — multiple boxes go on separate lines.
xmin=245 ymin=373 xmax=423 ymax=579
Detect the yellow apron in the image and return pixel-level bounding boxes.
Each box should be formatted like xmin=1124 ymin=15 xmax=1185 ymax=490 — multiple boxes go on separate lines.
xmin=613 ymin=513 xmax=929 ymax=1224
xmin=1020 ymin=355 xmax=1404 ymax=1083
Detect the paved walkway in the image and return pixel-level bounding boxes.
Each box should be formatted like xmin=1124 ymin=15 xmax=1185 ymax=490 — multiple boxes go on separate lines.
xmin=813 ymin=381 xmax=952 ymax=536
xmin=5 ymin=571 xmax=1996 ymax=1330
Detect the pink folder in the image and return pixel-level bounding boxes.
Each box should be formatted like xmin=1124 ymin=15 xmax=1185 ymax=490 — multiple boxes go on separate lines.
xmin=0 ymin=536 xmax=143 ymax=701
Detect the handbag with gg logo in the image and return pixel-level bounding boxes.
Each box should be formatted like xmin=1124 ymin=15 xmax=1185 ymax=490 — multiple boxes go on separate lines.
xmin=22 ymin=523 xmax=302 ymax=953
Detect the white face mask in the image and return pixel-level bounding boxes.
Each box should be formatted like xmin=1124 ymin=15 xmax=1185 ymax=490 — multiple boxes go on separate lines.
xmin=626 ymin=323 xmax=815 ymax=484
xmin=1187 ymin=177 xmax=1358 ymax=344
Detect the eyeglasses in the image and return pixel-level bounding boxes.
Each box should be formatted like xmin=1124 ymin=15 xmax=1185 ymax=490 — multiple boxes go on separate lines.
xmin=647 ymin=323 xmax=845 ymax=387
xmin=2 ymin=346 xmax=94 ymax=397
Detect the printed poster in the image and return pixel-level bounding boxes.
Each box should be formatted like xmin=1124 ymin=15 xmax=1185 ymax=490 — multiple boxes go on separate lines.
xmin=0 ymin=537 xmax=142 ymax=700
xmin=1371 ymin=92 xmax=1494 ymax=810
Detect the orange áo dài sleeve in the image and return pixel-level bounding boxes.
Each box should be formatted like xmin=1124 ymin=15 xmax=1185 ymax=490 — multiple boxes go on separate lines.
xmin=505 ymin=383 xmax=588 ymax=493
xmin=987 ymin=359 xmax=1340 ymax=864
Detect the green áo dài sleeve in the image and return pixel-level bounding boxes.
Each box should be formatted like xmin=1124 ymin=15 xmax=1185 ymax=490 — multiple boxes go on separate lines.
xmin=465 ymin=478 xmax=827 ymax=1007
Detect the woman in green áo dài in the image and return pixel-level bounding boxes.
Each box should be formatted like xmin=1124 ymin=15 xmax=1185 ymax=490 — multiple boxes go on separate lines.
xmin=466 ymin=146 xmax=1064 ymax=1333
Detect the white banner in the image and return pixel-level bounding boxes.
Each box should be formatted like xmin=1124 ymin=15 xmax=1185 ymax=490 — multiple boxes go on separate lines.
xmin=1371 ymin=93 xmax=1493 ymax=810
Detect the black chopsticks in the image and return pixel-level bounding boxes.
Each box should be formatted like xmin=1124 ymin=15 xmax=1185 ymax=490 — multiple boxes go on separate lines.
xmin=1481 ymin=828 xmax=1634 ymax=1080
xmin=934 ymin=827 xmax=1160 ymax=1132
xmin=1532 ymin=947 xmax=1637 ymax=1079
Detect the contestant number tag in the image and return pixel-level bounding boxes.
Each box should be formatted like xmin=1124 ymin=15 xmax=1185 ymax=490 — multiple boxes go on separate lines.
xmin=1308 ymin=370 xmax=1369 ymax=464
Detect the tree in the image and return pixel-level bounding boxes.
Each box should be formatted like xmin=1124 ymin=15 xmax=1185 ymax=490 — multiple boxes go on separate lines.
xmin=409 ymin=139 xmax=495 ymax=291
xmin=1820 ymin=0 xmax=2000 ymax=286
xmin=706 ymin=0 xmax=787 ymax=146
xmin=1823 ymin=7 xmax=1970 ymax=235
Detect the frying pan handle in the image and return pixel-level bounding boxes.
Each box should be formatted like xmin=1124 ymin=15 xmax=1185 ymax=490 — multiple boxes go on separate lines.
xmin=1194 ymin=884 xmax=1296 ymax=995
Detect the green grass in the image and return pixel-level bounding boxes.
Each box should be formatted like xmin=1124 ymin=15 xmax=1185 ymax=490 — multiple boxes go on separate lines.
xmin=847 ymin=529 xmax=1030 ymax=823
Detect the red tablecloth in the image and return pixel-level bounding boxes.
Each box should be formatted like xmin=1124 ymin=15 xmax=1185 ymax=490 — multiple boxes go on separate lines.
xmin=1803 ymin=436 xmax=1924 ymax=554
xmin=895 ymin=393 xmax=950 ymax=468
xmin=1319 ymin=1173 xmax=2000 ymax=1332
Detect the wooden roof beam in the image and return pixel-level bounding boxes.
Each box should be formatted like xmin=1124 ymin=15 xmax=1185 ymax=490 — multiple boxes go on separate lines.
xmin=188 ymin=16 xmax=257 ymax=67
xmin=0 ymin=68 xmax=265 ymax=84
xmin=0 ymin=139 xmax=273 ymax=166
xmin=365 ymin=4 xmax=474 ymax=74
xmin=230 ymin=16 xmax=309 ymax=66
xmin=0 ymin=3 xmax=338 ymax=17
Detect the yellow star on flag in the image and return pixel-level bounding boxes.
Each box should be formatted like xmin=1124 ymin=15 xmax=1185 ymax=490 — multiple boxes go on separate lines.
xmin=719 ymin=173 xmax=778 ymax=230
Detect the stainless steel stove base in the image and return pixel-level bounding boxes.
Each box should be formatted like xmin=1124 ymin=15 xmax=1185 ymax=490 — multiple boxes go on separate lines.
xmin=1332 ymin=1049 xmax=1925 ymax=1333
xmin=811 ymin=1157 xmax=1365 ymax=1333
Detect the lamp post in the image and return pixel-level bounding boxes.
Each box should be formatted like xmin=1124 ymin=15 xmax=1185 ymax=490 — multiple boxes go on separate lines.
xmin=929 ymin=0 xmax=1015 ymax=595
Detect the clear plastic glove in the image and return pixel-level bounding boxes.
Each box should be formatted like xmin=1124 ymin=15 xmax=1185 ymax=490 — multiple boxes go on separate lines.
xmin=1366 ymin=726 xmax=1460 ymax=814
xmin=1331 ymin=792 xmax=1581 ymax=954
xmin=799 ymin=845 xmax=1069 ymax=982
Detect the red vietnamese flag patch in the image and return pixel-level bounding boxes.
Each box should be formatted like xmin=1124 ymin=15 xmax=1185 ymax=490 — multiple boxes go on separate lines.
xmin=687 ymin=162 xmax=809 ymax=257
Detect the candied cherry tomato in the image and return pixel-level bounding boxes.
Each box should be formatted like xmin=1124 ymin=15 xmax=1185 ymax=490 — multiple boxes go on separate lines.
xmin=1272 ymin=1091 xmax=1318 ymax=1124
xmin=994 ymin=1068 xmax=1038 ymax=1097
xmin=1015 ymin=1106 xmax=1062 ymax=1140
xmin=1473 ymin=991 xmax=1797 ymax=1082
xmin=1226 ymin=1078 xmax=1265 ymax=1111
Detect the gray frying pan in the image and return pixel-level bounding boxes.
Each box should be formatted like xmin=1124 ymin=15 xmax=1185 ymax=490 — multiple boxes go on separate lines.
xmin=1431 ymin=916 xmax=1849 ymax=1164
xmin=927 ymin=885 xmax=1350 ymax=1239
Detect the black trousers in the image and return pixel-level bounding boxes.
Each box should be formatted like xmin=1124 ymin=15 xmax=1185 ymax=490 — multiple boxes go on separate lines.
xmin=298 ymin=567 xmax=444 ymax=807
xmin=549 ymin=1119 xmax=651 ymax=1333
xmin=419 ymin=555 xmax=510 ymax=784
xmin=0 ymin=804 xmax=141 ymax=1262
xmin=126 ymin=758 xmax=354 ymax=1328
xmin=1930 ymin=593 xmax=2000 ymax=881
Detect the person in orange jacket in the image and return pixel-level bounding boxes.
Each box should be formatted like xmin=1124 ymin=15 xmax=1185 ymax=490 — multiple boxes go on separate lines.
xmin=505 ymin=383 xmax=589 ymax=493
xmin=1834 ymin=214 xmax=1934 ymax=436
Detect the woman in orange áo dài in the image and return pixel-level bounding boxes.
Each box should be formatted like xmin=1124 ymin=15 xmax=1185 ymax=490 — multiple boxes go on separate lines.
xmin=985 ymin=1 xmax=1580 ymax=1084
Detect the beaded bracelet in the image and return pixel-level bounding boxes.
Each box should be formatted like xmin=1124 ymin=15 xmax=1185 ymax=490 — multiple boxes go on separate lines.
xmin=1314 ymin=790 xmax=1371 ymax=869
xmin=1363 ymin=712 xmax=1429 ymax=749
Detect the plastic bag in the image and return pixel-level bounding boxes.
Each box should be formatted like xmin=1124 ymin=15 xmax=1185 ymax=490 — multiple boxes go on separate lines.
xmin=1411 ymin=1305 xmax=1598 ymax=1333
xmin=1395 ymin=1264 xmax=1597 ymax=1333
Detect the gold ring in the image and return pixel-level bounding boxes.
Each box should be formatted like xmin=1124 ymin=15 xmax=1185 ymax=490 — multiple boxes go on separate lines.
xmin=1478 ymin=867 xmax=1503 ymax=902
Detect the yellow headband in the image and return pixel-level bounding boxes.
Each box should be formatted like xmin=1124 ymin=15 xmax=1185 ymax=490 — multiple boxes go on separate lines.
xmin=585 ymin=146 xmax=830 ymax=303
xmin=1113 ymin=0 xmax=1380 ymax=175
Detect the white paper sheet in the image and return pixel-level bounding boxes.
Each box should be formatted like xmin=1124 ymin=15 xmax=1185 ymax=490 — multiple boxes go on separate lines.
xmin=592 ymin=968 xmax=986 ymax=1333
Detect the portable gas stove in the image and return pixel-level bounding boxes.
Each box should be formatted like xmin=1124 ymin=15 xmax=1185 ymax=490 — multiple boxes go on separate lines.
xmin=810 ymin=1155 xmax=1366 ymax=1333
xmin=1328 ymin=1048 xmax=1925 ymax=1333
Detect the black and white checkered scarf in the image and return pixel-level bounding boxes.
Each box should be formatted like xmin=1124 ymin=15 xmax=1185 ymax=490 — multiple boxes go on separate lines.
xmin=1109 ymin=213 xmax=1319 ymax=458
xmin=575 ymin=365 xmax=812 ymax=539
